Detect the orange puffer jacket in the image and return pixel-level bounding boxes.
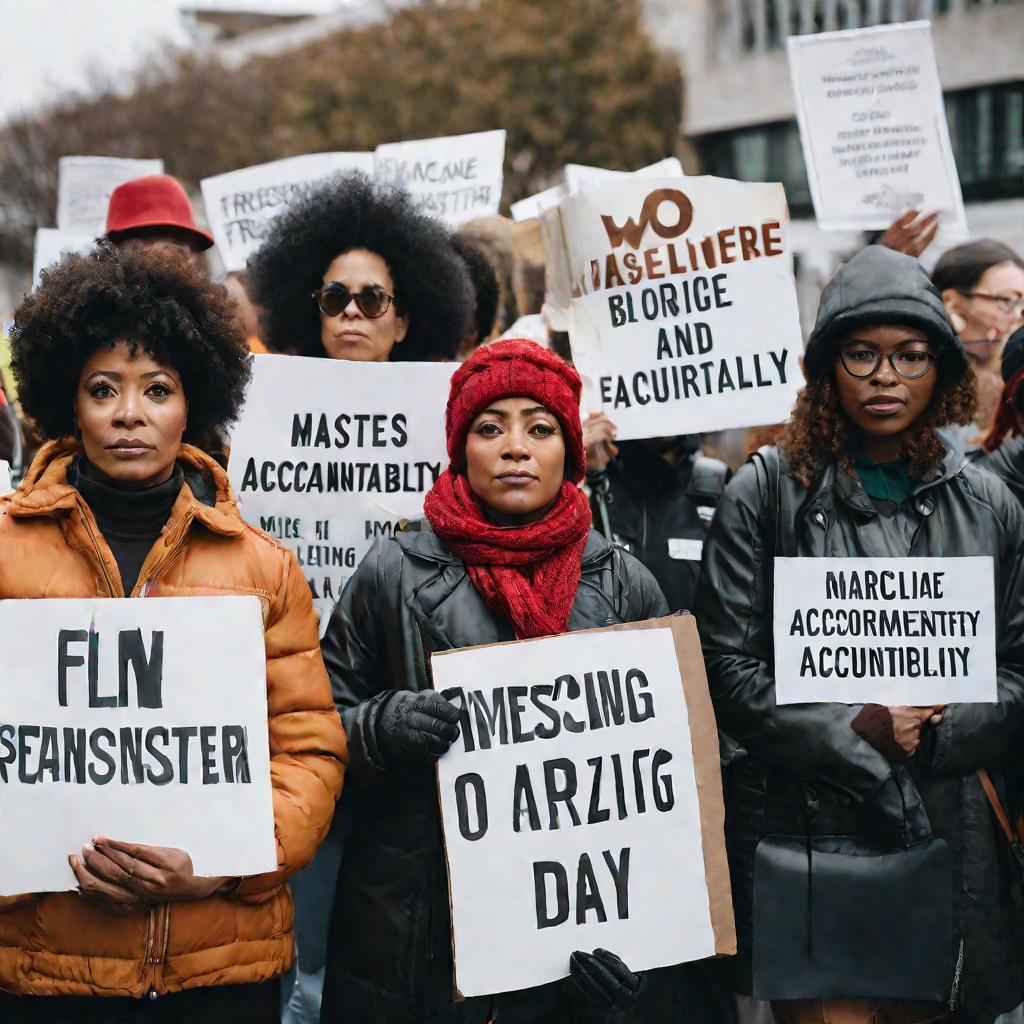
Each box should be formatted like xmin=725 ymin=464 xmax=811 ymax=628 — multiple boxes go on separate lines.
xmin=0 ymin=440 xmax=348 ymax=998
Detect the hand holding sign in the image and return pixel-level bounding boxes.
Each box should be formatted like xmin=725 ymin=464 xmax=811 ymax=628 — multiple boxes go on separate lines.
xmin=566 ymin=948 xmax=646 ymax=1009
xmin=377 ymin=690 xmax=461 ymax=765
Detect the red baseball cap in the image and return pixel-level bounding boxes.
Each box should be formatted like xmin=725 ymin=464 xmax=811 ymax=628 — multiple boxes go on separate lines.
xmin=105 ymin=174 xmax=214 ymax=251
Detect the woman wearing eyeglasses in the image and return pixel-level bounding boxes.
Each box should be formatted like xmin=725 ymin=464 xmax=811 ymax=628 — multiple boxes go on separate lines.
xmin=248 ymin=173 xmax=473 ymax=362
xmin=931 ymin=240 xmax=1024 ymax=448
xmin=696 ymin=246 xmax=1024 ymax=1023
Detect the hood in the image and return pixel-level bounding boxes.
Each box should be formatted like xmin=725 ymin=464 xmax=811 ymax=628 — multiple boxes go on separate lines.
xmin=804 ymin=245 xmax=966 ymax=381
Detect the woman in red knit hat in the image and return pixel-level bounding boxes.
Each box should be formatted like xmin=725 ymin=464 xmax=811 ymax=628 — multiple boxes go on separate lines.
xmin=319 ymin=339 xmax=668 ymax=1023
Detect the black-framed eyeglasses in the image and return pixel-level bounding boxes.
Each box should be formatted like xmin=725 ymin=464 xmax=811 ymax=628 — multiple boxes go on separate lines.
xmin=312 ymin=283 xmax=395 ymax=319
xmin=839 ymin=345 xmax=937 ymax=380
xmin=963 ymin=292 xmax=1024 ymax=317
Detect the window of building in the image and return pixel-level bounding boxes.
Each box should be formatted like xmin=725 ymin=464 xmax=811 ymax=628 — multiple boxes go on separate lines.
xmin=722 ymin=0 xmax=1021 ymax=54
xmin=695 ymin=81 xmax=1024 ymax=217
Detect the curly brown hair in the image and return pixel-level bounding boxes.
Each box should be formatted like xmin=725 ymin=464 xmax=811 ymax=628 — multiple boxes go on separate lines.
xmin=778 ymin=366 xmax=977 ymax=486
xmin=11 ymin=242 xmax=251 ymax=444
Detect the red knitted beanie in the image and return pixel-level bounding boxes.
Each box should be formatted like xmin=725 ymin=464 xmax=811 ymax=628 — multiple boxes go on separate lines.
xmin=445 ymin=340 xmax=585 ymax=483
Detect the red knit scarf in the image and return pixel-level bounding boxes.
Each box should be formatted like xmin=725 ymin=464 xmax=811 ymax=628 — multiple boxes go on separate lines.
xmin=423 ymin=470 xmax=592 ymax=639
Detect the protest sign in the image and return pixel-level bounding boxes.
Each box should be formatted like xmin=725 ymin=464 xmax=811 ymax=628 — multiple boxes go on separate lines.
xmin=0 ymin=461 xmax=10 ymax=494
xmin=563 ymin=157 xmax=684 ymax=196
xmin=432 ymin=615 xmax=734 ymax=998
xmin=559 ymin=175 xmax=802 ymax=440
xmin=57 ymin=156 xmax=164 ymax=235
xmin=373 ymin=130 xmax=506 ymax=228
xmin=788 ymin=22 xmax=966 ymax=234
xmin=201 ymin=152 xmax=374 ymax=272
xmin=0 ymin=596 xmax=276 ymax=895
xmin=32 ymin=228 xmax=95 ymax=288
xmin=773 ymin=556 xmax=997 ymax=706
xmin=227 ymin=354 xmax=454 ymax=632
xmin=511 ymin=182 xmax=568 ymax=223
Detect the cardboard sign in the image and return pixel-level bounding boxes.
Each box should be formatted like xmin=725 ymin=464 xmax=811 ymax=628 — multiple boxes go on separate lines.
xmin=788 ymin=22 xmax=966 ymax=233
xmin=200 ymin=152 xmax=374 ymax=272
xmin=773 ymin=557 xmax=998 ymax=705
xmin=511 ymin=159 xmax=685 ymax=223
xmin=32 ymin=228 xmax=95 ymax=288
xmin=373 ymin=130 xmax=506 ymax=228
xmin=563 ymin=157 xmax=684 ymax=196
xmin=227 ymin=354 xmax=454 ymax=633
xmin=511 ymin=182 xmax=568 ymax=224
xmin=57 ymin=156 xmax=164 ymax=235
xmin=0 ymin=596 xmax=276 ymax=895
xmin=0 ymin=460 xmax=10 ymax=494
xmin=559 ymin=175 xmax=802 ymax=440
xmin=432 ymin=616 xmax=735 ymax=998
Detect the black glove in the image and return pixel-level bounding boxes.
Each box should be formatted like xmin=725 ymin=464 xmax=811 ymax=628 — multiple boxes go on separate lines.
xmin=374 ymin=690 xmax=461 ymax=765
xmin=564 ymin=948 xmax=646 ymax=1009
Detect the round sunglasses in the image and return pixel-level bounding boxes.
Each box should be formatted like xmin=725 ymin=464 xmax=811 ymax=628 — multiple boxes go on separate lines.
xmin=312 ymin=283 xmax=395 ymax=319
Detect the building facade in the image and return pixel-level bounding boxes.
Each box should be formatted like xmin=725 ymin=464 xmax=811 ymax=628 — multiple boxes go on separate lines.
xmin=643 ymin=0 xmax=1024 ymax=322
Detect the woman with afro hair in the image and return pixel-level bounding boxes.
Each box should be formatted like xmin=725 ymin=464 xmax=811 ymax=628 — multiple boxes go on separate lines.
xmin=0 ymin=244 xmax=347 ymax=1023
xmin=695 ymin=245 xmax=1024 ymax=1022
xmin=248 ymin=172 xmax=474 ymax=362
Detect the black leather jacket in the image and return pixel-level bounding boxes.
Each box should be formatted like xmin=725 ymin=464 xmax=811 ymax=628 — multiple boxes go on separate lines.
xmin=695 ymin=446 xmax=1024 ymax=1019
xmin=320 ymin=524 xmax=667 ymax=1024
xmin=980 ymin=433 xmax=1024 ymax=509
xmin=588 ymin=446 xmax=730 ymax=613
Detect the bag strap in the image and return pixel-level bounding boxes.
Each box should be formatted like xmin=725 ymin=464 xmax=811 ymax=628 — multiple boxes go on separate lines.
xmin=977 ymin=767 xmax=1024 ymax=868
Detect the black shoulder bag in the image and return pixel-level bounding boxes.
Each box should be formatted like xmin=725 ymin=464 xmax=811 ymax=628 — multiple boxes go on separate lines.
xmin=750 ymin=447 xmax=954 ymax=1002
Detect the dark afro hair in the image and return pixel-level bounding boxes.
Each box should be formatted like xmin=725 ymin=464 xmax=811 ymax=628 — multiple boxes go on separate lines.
xmin=10 ymin=242 xmax=252 ymax=444
xmin=452 ymin=235 xmax=500 ymax=343
xmin=248 ymin=172 xmax=474 ymax=360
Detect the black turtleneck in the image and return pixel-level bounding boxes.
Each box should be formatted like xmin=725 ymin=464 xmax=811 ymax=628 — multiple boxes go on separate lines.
xmin=70 ymin=459 xmax=184 ymax=595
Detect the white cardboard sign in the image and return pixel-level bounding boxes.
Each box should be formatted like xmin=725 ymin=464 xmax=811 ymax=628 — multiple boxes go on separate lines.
xmin=373 ymin=130 xmax=506 ymax=228
xmin=57 ymin=156 xmax=164 ymax=235
xmin=0 ymin=596 xmax=276 ymax=895
xmin=0 ymin=461 xmax=10 ymax=494
xmin=227 ymin=355 xmax=454 ymax=633
xmin=32 ymin=228 xmax=95 ymax=288
xmin=773 ymin=557 xmax=998 ymax=705
xmin=787 ymin=22 xmax=966 ymax=233
xmin=200 ymin=152 xmax=374 ymax=272
xmin=559 ymin=175 xmax=802 ymax=440
xmin=432 ymin=623 xmax=721 ymax=997
xmin=563 ymin=157 xmax=684 ymax=196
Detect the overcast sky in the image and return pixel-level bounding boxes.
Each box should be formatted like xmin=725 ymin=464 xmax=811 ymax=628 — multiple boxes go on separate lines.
xmin=0 ymin=0 xmax=355 ymax=126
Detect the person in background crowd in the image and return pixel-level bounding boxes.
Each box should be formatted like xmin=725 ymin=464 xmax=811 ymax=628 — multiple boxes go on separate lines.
xmin=0 ymin=244 xmax=347 ymax=1023
xmin=249 ymin=171 xmax=473 ymax=1024
xmin=696 ymin=245 xmax=1024 ymax=1024
xmin=223 ymin=269 xmax=268 ymax=354
xmin=931 ymin=239 xmax=1024 ymax=445
xmin=320 ymin=340 xmax=666 ymax=1024
xmin=458 ymin=216 xmax=521 ymax=338
xmin=105 ymin=174 xmax=213 ymax=274
xmin=0 ymin=367 xmax=22 ymax=479
xmin=249 ymin=173 xmax=473 ymax=362
xmin=585 ymin=414 xmax=729 ymax=613
xmin=979 ymin=325 xmax=1024 ymax=505
xmin=451 ymin=235 xmax=500 ymax=358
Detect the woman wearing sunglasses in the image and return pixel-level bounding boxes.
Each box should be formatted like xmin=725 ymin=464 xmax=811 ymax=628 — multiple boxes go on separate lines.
xmin=696 ymin=246 xmax=1024 ymax=1023
xmin=249 ymin=173 xmax=473 ymax=362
